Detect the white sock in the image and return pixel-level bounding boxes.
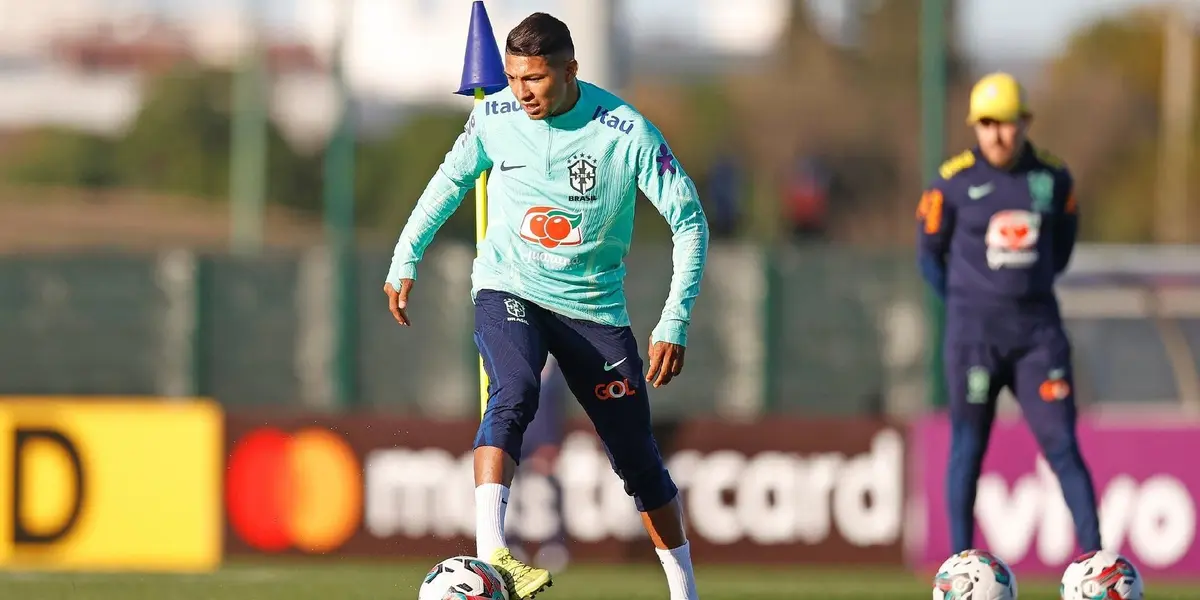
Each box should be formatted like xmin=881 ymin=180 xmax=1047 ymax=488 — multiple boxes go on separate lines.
xmin=656 ymin=541 xmax=698 ymax=600
xmin=475 ymin=483 xmax=510 ymax=559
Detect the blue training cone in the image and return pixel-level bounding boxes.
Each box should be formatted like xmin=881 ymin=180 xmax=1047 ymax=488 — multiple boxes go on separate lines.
xmin=456 ymin=0 xmax=507 ymax=96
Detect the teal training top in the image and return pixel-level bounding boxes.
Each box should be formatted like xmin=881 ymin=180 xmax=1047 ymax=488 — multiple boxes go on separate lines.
xmin=385 ymin=80 xmax=710 ymax=346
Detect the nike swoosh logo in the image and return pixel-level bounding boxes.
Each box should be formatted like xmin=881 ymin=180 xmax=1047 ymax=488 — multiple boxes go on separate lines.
xmin=967 ymin=184 xmax=994 ymax=200
xmin=499 ymin=162 xmax=525 ymax=172
xmin=603 ymin=358 xmax=627 ymax=371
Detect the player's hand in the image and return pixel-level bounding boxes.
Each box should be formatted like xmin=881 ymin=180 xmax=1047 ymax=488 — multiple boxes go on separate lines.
xmin=646 ymin=338 xmax=685 ymax=388
xmin=383 ymin=279 xmax=414 ymax=326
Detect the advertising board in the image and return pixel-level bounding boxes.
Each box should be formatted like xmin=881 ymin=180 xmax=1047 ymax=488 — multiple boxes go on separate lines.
xmin=910 ymin=415 xmax=1200 ymax=576
xmin=224 ymin=416 xmax=907 ymax=565
xmin=0 ymin=397 xmax=223 ymax=572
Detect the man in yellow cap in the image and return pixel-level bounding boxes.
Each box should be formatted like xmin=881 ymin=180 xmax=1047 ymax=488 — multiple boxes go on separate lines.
xmin=916 ymin=72 xmax=1101 ymax=556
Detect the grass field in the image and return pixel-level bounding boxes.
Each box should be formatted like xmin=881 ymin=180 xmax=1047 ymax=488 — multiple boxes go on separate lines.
xmin=1 ymin=562 xmax=1195 ymax=600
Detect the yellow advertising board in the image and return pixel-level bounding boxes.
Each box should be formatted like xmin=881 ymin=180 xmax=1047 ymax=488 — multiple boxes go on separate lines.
xmin=0 ymin=397 xmax=222 ymax=572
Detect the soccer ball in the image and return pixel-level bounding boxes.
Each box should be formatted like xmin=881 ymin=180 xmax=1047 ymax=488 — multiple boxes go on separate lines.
xmin=418 ymin=556 xmax=510 ymax=600
xmin=933 ymin=549 xmax=1018 ymax=600
xmin=1060 ymin=550 xmax=1142 ymax=600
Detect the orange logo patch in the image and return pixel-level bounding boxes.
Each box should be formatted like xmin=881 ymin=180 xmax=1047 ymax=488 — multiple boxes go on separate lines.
xmin=519 ymin=206 xmax=583 ymax=249
xmin=1039 ymin=378 xmax=1071 ymax=402
xmin=917 ymin=189 xmax=943 ymax=234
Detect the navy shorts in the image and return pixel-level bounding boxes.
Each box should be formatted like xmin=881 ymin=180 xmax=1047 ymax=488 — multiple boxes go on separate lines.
xmin=473 ymin=289 xmax=677 ymax=512
xmin=944 ymin=324 xmax=1079 ymax=446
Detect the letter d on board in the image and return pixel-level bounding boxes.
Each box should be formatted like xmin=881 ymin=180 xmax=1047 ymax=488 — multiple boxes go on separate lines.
xmin=0 ymin=413 xmax=11 ymax=561
xmin=12 ymin=429 xmax=85 ymax=544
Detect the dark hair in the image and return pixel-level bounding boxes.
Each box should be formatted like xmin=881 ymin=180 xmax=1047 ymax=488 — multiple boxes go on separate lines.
xmin=506 ymin=13 xmax=574 ymax=62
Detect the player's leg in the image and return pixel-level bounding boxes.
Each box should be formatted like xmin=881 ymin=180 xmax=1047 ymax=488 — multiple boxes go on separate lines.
xmin=547 ymin=316 xmax=695 ymax=600
xmin=1012 ymin=328 xmax=1101 ymax=552
xmin=944 ymin=339 xmax=1004 ymax=553
xmin=472 ymin=290 xmax=553 ymax=598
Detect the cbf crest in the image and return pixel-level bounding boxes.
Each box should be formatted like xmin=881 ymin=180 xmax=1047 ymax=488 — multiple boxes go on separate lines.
xmin=567 ymin=153 xmax=597 ymax=196
xmin=504 ymin=297 xmax=528 ymax=324
xmin=1028 ymin=170 xmax=1054 ymax=213
xmin=504 ymin=298 xmax=526 ymax=320
xmin=967 ymin=366 xmax=990 ymax=404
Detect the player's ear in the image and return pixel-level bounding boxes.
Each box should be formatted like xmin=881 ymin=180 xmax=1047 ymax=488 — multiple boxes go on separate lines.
xmin=564 ymin=58 xmax=578 ymax=82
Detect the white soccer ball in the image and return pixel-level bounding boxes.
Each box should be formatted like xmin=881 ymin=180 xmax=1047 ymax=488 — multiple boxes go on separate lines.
xmin=418 ymin=556 xmax=510 ymax=600
xmin=933 ymin=549 xmax=1018 ymax=600
xmin=1060 ymin=550 xmax=1143 ymax=600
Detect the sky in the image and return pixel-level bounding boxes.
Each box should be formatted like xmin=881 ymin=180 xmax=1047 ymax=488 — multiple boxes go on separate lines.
xmin=639 ymin=0 xmax=1173 ymax=61
xmin=954 ymin=0 xmax=1171 ymax=60
xmin=150 ymin=0 xmax=1178 ymax=62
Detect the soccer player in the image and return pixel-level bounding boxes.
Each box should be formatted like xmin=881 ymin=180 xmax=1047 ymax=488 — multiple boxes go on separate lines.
xmin=916 ymin=72 xmax=1101 ymax=556
xmin=384 ymin=13 xmax=708 ymax=600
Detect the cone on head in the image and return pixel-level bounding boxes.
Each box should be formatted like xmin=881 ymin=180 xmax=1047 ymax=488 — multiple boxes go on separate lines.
xmin=456 ymin=0 xmax=507 ymax=96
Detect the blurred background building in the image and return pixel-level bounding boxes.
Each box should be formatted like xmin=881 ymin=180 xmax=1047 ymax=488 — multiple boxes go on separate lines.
xmin=0 ymin=0 xmax=1197 ymax=415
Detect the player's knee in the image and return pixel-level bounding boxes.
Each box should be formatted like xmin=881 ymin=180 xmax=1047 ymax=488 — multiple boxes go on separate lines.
xmin=474 ymin=382 xmax=540 ymax=461
xmin=620 ymin=462 xmax=678 ymax=513
xmin=606 ymin=446 xmax=677 ymax=512
xmin=1035 ymin=427 xmax=1080 ymax=465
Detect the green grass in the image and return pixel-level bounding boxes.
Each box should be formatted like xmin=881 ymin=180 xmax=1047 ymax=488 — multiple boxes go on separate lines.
xmin=0 ymin=562 xmax=1193 ymax=599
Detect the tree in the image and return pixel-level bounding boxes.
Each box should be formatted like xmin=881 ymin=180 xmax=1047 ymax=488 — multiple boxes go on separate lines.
xmin=116 ymin=66 xmax=323 ymax=211
xmin=4 ymin=129 xmax=118 ymax=189
xmin=723 ymin=0 xmax=971 ymax=244
xmin=1037 ymin=8 xmax=1200 ymax=242
xmin=354 ymin=109 xmax=477 ymax=238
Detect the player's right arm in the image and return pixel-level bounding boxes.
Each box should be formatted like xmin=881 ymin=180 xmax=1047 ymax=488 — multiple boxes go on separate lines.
xmin=384 ymin=105 xmax=493 ymax=324
xmin=916 ymin=151 xmax=971 ymax=298
xmin=916 ymin=180 xmax=957 ymax=299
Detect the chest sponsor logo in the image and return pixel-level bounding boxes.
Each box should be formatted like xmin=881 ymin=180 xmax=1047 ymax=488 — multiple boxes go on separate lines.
xmin=985 ymin=209 xmax=1040 ymax=269
xmin=519 ymin=206 xmax=583 ymax=249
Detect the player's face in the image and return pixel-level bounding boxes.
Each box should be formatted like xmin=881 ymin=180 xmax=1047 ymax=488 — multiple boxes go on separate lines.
xmin=974 ymin=118 xmax=1028 ymax=167
xmin=505 ymin=54 xmax=577 ymax=120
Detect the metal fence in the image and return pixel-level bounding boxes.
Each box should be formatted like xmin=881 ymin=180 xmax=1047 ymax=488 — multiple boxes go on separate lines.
xmin=2 ymin=243 xmax=1198 ymax=417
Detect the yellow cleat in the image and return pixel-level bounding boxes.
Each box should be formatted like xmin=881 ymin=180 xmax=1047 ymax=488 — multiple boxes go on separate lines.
xmin=489 ymin=547 xmax=552 ymax=599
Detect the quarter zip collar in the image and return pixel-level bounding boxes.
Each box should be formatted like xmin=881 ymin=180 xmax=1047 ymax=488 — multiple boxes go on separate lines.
xmin=546 ymin=81 xmax=589 ymax=129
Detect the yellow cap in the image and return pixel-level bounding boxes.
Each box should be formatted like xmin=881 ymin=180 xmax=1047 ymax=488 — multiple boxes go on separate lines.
xmin=966 ymin=72 xmax=1029 ymax=124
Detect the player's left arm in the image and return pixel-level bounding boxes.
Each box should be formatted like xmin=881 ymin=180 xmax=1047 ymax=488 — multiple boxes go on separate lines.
xmin=633 ymin=125 xmax=710 ymax=386
xmin=1053 ymin=169 xmax=1079 ymax=275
